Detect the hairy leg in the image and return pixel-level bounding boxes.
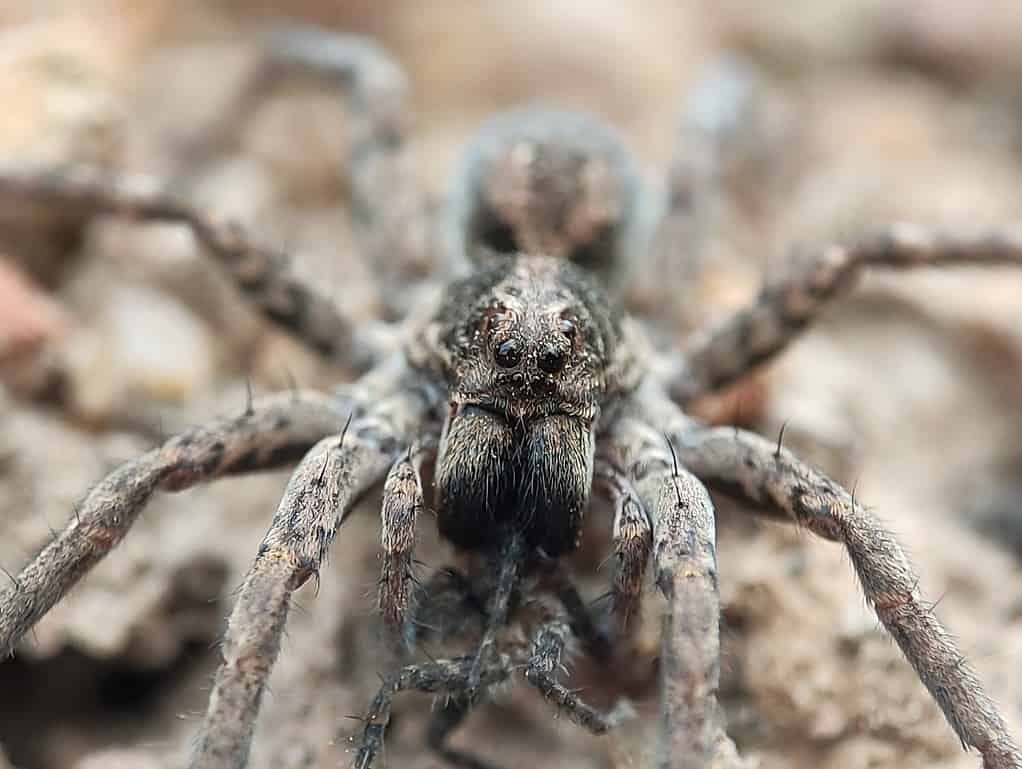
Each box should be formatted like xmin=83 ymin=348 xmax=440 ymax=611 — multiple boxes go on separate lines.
xmin=0 ymin=163 xmax=364 ymax=363
xmin=605 ymin=411 xmax=728 ymax=769
xmin=523 ymin=618 xmax=634 ymax=734
xmin=535 ymin=555 xmax=613 ymax=661
xmin=669 ymin=223 xmax=1022 ymax=403
xmin=191 ymin=374 xmax=435 ymax=769
xmin=246 ymin=24 xmax=435 ymax=303
xmin=410 ymin=569 xmax=501 ymax=769
xmin=379 ymin=449 xmax=427 ymax=656
xmin=636 ymin=56 xmax=772 ymax=328
xmin=466 ymin=533 xmax=523 ymax=699
xmin=594 ymin=461 xmax=652 ymax=642
xmin=360 ymin=553 xmax=633 ymax=768
xmin=0 ymin=390 xmax=348 ymax=657
xmin=355 ymin=654 xmax=515 ymax=769
xmin=360 ymin=620 xmax=628 ymax=769
xmin=672 ymin=419 xmax=1022 ymax=769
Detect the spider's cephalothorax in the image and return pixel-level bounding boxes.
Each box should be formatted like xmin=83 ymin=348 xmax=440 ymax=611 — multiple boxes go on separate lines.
xmin=0 ymin=22 xmax=1020 ymax=769
xmin=430 ymin=255 xmax=626 ymax=554
xmin=429 ymin=108 xmax=646 ymax=554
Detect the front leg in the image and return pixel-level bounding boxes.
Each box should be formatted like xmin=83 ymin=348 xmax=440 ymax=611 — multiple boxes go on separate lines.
xmin=378 ymin=447 xmax=428 ymax=657
xmin=593 ymin=460 xmax=652 ymax=645
xmin=672 ymin=420 xmax=1022 ymax=769
xmin=259 ymin=24 xmax=436 ymax=301
xmin=0 ymin=389 xmax=349 ymax=658
xmin=605 ymin=412 xmax=736 ymax=769
xmin=192 ymin=362 xmax=438 ymax=769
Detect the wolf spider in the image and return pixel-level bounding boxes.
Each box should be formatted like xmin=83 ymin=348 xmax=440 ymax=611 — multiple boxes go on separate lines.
xmin=1 ymin=22 xmax=1021 ymax=769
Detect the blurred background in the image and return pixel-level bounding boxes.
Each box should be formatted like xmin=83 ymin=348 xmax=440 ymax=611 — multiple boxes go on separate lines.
xmin=1 ymin=1 xmax=1022 ymax=768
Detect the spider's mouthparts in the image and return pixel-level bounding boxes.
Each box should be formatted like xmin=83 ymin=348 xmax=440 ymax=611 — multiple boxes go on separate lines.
xmin=454 ymin=399 xmax=587 ymax=426
xmin=456 ymin=402 xmax=508 ymax=422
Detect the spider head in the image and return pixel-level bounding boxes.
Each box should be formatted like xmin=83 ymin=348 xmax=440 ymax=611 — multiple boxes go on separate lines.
xmin=442 ymin=256 xmax=613 ymax=423
xmin=432 ymin=255 xmax=618 ymax=556
xmin=454 ymin=107 xmax=641 ymax=284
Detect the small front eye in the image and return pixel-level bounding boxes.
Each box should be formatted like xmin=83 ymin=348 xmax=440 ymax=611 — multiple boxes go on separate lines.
xmin=494 ymin=338 xmax=522 ymax=368
xmin=538 ymin=344 xmax=567 ymax=374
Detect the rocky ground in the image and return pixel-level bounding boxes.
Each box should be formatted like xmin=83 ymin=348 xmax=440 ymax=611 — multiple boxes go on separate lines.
xmin=1 ymin=2 xmax=1021 ymax=768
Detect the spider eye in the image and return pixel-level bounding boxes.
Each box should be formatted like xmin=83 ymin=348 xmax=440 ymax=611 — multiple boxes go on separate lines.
xmin=538 ymin=344 xmax=567 ymax=374
xmin=494 ymin=338 xmax=523 ymax=368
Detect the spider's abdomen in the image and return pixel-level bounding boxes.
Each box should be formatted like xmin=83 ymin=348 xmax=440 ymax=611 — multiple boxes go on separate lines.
xmin=444 ymin=107 xmax=647 ymax=292
xmin=434 ymin=405 xmax=594 ymax=555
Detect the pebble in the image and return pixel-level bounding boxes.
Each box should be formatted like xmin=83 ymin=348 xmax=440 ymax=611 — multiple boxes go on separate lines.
xmin=63 ymin=283 xmax=215 ymax=424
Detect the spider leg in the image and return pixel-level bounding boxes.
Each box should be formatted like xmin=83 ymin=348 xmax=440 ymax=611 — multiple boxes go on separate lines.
xmin=668 ymin=223 xmax=1022 ymax=403
xmin=594 ymin=460 xmax=652 ymax=644
xmin=379 ymin=450 xmax=427 ymax=655
xmin=361 ymin=554 xmax=631 ymax=768
xmin=358 ymin=618 xmax=630 ymax=769
xmin=522 ymin=618 xmax=635 ymax=734
xmin=255 ymin=24 xmax=435 ymax=303
xmin=466 ymin=533 xmax=523 ymax=700
xmin=0 ymin=163 xmax=363 ymax=363
xmin=191 ymin=374 xmax=435 ymax=769
xmin=671 ymin=418 xmax=1022 ymax=769
xmin=536 ymin=554 xmax=613 ymax=661
xmin=354 ymin=654 xmax=515 ymax=769
xmin=0 ymin=389 xmax=348 ymax=658
xmin=636 ymin=56 xmax=770 ymax=328
xmin=605 ymin=410 xmax=733 ymax=769
xmin=412 ymin=569 xmax=504 ymax=769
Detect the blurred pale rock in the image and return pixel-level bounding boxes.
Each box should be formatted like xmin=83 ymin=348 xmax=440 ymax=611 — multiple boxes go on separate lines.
xmin=0 ymin=14 xmax=130 ymax=163
xmin=0 ymin=258 xmax=69 ymax=397
xmin=62 ymin=283 xmax=215 ymax=423
xmin=75 ymin=749 xmax=164 ymax=769
xmin=0 ymin=8 xmax=159 ymax=281
xmin=883 ymin=0 xmax=1022 ymax=82
xmin=239 ymin=88 xmax=351 ymax=202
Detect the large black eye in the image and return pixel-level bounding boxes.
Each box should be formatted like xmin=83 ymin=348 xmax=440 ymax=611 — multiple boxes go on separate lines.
xmin=538 ymin=344 xmax=567 ymax=374
xmin=494 ymin=338 xmax=522 ymax=368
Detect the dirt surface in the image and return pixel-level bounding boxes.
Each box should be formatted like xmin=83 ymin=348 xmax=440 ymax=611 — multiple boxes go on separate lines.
xmin=1 ymin=2 xmax=1022 ymax=769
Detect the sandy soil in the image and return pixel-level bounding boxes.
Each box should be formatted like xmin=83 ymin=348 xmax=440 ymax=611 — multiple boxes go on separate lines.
xmin=1 ymin=2 xmax=1021 ymax=769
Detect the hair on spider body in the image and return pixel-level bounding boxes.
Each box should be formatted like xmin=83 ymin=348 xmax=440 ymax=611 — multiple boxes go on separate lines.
xmin=424 ymin=253 xmax=628 ymax=556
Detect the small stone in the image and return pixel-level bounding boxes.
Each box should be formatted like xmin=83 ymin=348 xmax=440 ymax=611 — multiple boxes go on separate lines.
xmin=75 ymin=749 xmax=164 ymax=769
xmin=810 ymin=701 xmax=848 ymax=741
xmin=837 ymin=601 xmax=883 ymax=654
xmin=63 ymin=283 xmax=215 ymax=424
xmin=0 ymin=257 xmax=69 ymax=397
